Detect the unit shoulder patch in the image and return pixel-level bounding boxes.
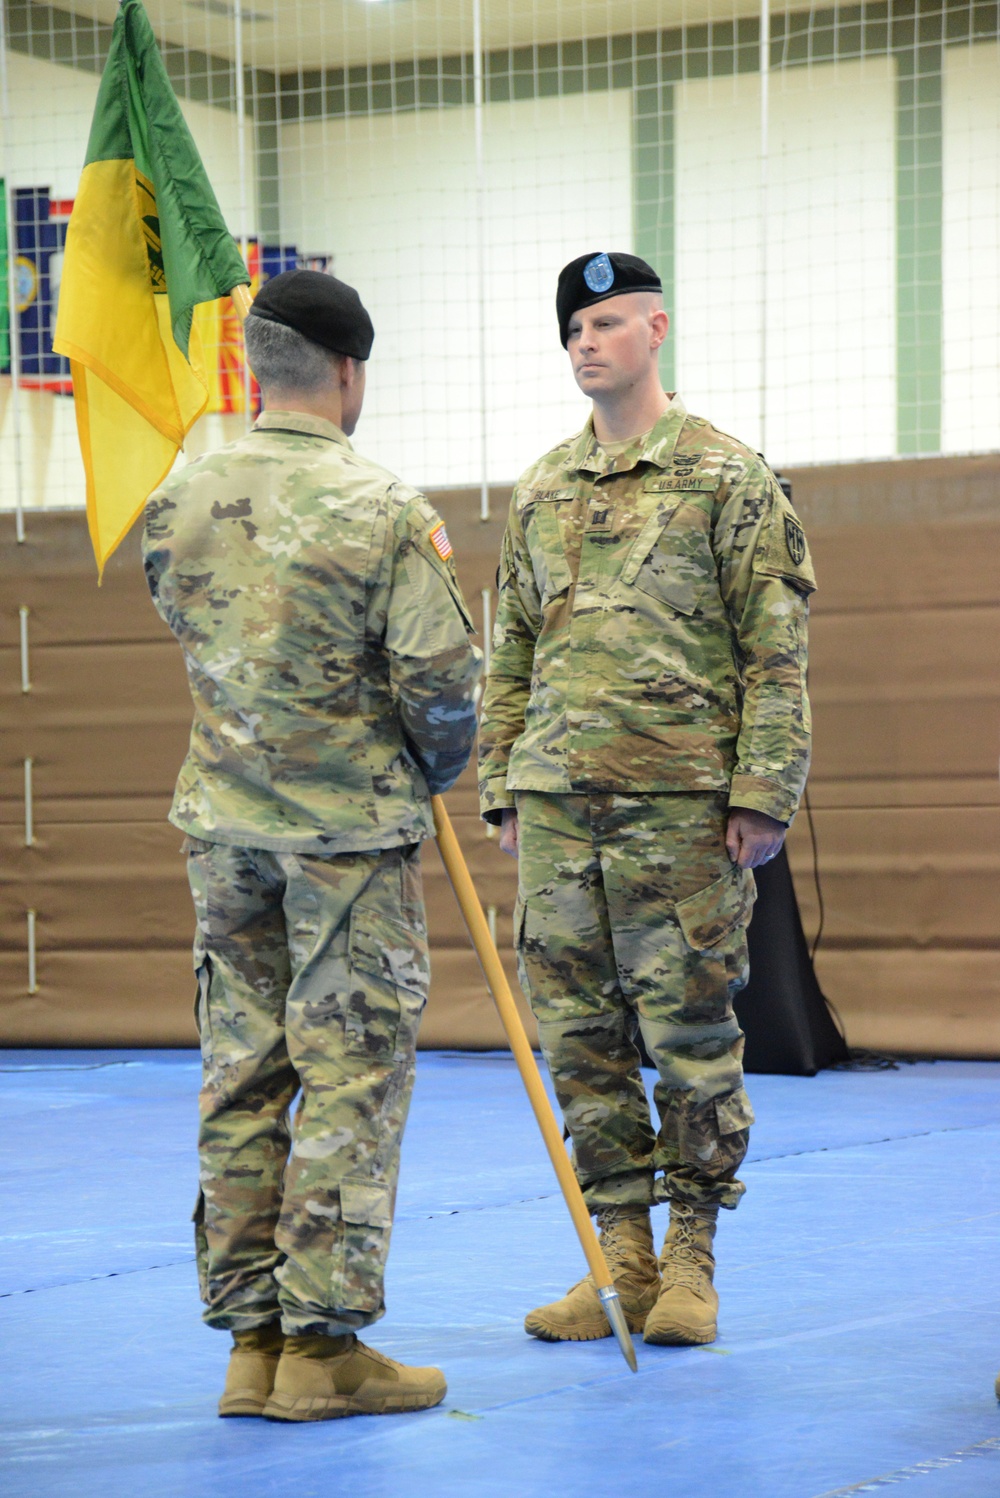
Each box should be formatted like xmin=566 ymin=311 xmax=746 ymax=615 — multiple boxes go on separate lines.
xmin=754 ymin=501 xmax=817 ymax=593
xmin=784 ymin=516 xmax=806 ymax=567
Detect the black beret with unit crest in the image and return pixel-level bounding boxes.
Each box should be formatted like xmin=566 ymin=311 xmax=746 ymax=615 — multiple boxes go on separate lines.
xmin=556 ymin=251 xmax=662 ymax=347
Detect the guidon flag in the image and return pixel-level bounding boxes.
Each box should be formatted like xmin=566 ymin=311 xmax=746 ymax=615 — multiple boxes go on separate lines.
xmin=53 ymin=0 xmax=249 ymax=577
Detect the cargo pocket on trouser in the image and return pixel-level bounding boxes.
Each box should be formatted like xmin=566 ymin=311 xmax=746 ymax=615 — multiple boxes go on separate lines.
xmin=647 ymin=864 xmax=755 ymax=1065
xmin=346 ymin=907 xmax=430 ymax=1062
xmin=662 ymin=1085 xmax=756 ymax=1166
xmin=334 ymin=1179 xmax=395 ymax=1313
xmin=674 ymin=865 xmax=756 ymax=954
xmin=709 ymin=1086 xmax=756 ymax=1190
xmin=651 ymin=866 xmax=757 ymax=1208
xmin=654 ymin=1084 xmax=756 ymax=1209
xmin=675 ymin=862 xmax=755 ymax=1005
xmin=715 ymin=1087 xmax=755 ymax=1137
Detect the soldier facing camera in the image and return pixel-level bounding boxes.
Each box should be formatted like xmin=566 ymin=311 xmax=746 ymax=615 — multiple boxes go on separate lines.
xmin=479 ymin=250 xmax=816 ymax=1350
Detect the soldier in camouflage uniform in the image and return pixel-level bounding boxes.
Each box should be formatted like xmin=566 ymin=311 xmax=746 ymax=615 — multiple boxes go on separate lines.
xmin=143 ymin=270 xmax=481 ymax=1420
xmin=479 ymin=252 xmax=815 ymax=1348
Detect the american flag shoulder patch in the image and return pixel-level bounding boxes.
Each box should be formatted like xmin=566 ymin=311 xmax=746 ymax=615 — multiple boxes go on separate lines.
xmin=429 ymin=522 xmax=453 ymax=561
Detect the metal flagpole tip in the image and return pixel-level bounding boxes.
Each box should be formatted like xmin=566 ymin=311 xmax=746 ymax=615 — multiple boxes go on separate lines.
xmin=598 ymin=1286 xmax=638 ymax=1373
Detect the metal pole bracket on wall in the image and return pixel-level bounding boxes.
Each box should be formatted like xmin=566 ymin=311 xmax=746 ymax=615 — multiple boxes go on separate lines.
xmin=26 ymin=910 xmax=38 ymax=995
xmin=23 ymin=756 xmax=34 ymax=847
xmin=19 ymin=606 xmax=31 ymax=692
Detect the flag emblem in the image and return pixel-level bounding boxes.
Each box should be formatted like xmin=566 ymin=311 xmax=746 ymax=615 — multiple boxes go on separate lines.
xmin=429 ymin=523 xmax=453 ymax=561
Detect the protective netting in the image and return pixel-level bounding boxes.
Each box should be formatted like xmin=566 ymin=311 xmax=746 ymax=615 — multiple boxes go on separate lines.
xmin=1 ymin=0 xmax=998 ymax=520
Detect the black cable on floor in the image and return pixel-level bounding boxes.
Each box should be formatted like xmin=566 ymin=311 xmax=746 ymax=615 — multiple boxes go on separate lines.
xmin=803 ymin=781 xmax=826 ymax=965
xmin=828 ymin=1049 xmax=917 ymax=1072
xmin=801 ymin=785 xmax=911 ymax=1072
xmin=802 ymin=782 xmax=850 ymax=1045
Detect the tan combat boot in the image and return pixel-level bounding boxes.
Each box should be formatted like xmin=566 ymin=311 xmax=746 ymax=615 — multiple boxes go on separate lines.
xmin=218 ymin=1321 xmax=285 ymax=1417
xmin=262 ymin=1333 xmax=446 ymax=1421
xmin=643 ymin=1200 xmax=720 ymax=1346
xmin=524 ymin=1206 xmax=660 ymax=1342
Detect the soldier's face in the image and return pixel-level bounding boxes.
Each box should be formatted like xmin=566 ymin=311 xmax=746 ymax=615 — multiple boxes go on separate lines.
xmin=566 ymin=294 xmax=668 ymax=399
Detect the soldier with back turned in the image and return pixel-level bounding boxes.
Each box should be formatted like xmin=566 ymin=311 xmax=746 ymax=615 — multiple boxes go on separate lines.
xmin=143 ymin=270 xmax=481 ymax=1421
xmin=479 ymin=251 xmax=815 ymax=1349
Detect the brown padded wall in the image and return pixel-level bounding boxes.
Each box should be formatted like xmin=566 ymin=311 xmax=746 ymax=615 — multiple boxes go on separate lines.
xmin=2 ymin=452 xmax=999 ymax=1053
xmin=782 ymin=457 xmax=1000 ymax=1057
xmin=0 ymin=499 xmax=533 ymax=1049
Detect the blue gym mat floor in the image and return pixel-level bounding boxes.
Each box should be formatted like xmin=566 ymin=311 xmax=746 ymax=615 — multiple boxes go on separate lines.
xmin=2 ymin=1050 xmax=999 ymax=1498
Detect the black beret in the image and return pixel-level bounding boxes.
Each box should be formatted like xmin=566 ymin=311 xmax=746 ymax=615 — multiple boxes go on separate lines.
xmin=248 ymin=268 xmax=374 ymax=361
xmin=556 ymin=251 xmax=662 ymax=348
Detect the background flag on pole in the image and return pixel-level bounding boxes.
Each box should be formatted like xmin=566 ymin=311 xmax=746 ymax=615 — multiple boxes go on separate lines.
xmin=0 ymin=181 xmax=9 ymax=373
xmin=53 ymin=0 xmax=249 ymax=578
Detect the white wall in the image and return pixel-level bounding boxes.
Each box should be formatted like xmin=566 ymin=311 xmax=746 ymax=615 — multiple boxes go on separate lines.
xmin=673 ymin=71 xmax=762 ymax=450
xmin=942 ymin=42 xmax=1000 ymax=453
xmin=675 ymin=57 xmax=897 ymax=467
xmin=181 ymin=96 xmax=256 ymax=244
xmin=1 ymin=51 xmax=254 ymax=230
xmin=278 ymin=90 xmax=633 ymax=490
xmin=3 ymin=38 xmax=999 ymax=514
xmin=2 ymin=52 xmax=100 ymax=200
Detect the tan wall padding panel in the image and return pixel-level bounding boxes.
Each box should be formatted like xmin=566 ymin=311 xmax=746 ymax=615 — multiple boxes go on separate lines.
xmin=3 ymin=456 xmax=999 ymax=1056
xmin=1 ymin=821 xmax=191 ymax=951
xmin=0 ymin=502 xmax=524 ymax=1048
xmin=811 ymin=951 xmax=1000 ymax=1058
xmin=786 ymin=807 xmax=999 ymax=948
xmin=779 ymin=473 xmax=1000 ymax=1056
xmin=0 ymin=948 xmax=198 ymax=1047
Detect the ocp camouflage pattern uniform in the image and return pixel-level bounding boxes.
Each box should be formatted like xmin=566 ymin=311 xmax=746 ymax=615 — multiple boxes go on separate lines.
xmin=144 ymin=410 xmax=481 ymax=1334
xmin=479 ymin=396 xmax=815 ymax=1212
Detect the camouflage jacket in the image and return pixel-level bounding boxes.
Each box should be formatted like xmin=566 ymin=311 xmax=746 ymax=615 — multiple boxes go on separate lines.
xmin=144 ymin=410 xmax=481 ymax=854
xmin=478 ymin=397 xmax=815 ymax=826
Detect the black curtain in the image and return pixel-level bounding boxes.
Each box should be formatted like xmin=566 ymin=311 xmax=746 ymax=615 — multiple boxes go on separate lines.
xmin=734 ymin=845 xmax=849 ymax=1075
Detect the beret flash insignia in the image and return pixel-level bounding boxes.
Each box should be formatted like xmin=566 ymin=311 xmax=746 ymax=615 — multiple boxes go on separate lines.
xmin=583 ymin=252 xmax=615 ymax=294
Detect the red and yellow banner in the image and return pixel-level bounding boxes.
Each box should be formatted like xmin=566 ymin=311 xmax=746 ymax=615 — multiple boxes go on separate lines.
xmin=193 ymin=241 xmax=262 ymax=416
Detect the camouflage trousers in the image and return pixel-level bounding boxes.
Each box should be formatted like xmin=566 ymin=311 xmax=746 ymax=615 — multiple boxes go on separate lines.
xmin=184 ymin=836 xmax=429 ymax=1336
xmin=514 ymin=792 xmax=756 ymax=1213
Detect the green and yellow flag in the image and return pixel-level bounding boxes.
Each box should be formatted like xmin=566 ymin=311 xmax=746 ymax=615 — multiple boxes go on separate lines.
xmin=54 ymin=0 xmax=249 ymax=577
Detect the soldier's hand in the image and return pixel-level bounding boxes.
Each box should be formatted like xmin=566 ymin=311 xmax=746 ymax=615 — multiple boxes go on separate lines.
xmin=726 ymin=808 xmax=786 ymax=869
xmin=499 ymin=808 xmax=520 ymax=858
